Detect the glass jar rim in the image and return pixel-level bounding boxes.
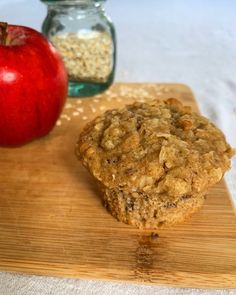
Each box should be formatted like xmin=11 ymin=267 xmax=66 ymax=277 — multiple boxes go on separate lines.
xmin=40 ymin=0 xmax=105 ymax=3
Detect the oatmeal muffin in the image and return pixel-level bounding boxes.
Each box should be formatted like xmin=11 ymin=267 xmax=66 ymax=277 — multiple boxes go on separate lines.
xmin=76 ymin=98 xmax=235 ymax=228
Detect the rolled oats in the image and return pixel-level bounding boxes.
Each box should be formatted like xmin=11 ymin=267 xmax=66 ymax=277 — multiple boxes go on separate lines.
xmin=51 ymin=31 xmax=113 ymax=83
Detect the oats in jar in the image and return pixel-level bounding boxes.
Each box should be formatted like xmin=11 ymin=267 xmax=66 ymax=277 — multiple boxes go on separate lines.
xmin=51 ymin=31 xmax=113 ymax=83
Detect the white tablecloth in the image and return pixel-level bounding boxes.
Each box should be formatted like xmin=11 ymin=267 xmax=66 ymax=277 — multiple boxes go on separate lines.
xmin=0 ymin=0 xmax=236 ymax=294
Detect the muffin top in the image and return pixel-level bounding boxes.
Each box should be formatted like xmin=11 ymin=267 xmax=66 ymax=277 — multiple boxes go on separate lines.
xmin=76 ymin=98 xmax=235 ymax=201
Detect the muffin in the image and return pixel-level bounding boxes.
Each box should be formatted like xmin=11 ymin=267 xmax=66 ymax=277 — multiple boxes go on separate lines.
xmin=76 ymin=98 xmax=235 ymax=228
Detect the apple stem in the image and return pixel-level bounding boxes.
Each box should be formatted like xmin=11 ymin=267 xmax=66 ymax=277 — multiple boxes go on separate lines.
xmin=0 ymin=22 xmax=8 ymax=46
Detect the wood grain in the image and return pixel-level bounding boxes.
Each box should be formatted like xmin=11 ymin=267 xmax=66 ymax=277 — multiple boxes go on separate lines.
xmin=0 ymin=83 xmax=236 ymax=289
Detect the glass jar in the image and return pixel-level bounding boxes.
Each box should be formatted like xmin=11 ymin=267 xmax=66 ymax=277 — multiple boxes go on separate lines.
xmin=41 ymin=0 xmax=116 ymax=97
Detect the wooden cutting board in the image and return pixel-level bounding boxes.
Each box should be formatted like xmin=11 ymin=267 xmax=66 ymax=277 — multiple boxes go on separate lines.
xmin=0 ymin=83 xmax=236 ymax=289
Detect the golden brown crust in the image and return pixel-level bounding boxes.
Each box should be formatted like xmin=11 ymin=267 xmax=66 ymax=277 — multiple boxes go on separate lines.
xmin=76 ymin=98 xmax=235 ymax=228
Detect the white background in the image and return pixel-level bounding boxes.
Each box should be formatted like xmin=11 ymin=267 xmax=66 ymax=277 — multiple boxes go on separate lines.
xmin=0 ymin=1 xmax=236 ymax=294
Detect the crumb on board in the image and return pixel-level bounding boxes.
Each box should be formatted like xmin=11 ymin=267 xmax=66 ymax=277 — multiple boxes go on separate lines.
xmin=110 ymin=93 xmax=117 ymax=98
xmin=118 ymin=87 xmax=150 ymax=98
xmin=76 ymin=107 xmax=84 ymax=113
xmin=56 ymin=120 xmax=61 ymax=126
xmin=88 ymin=104 xmax=97 ymax=113
xmin=65 ymin=103 xmax=73 ymax=109
xmin=82 ymin=116 xmax=88 ymax=120
xmin=61 ymin=114 xmax=71 ymax=121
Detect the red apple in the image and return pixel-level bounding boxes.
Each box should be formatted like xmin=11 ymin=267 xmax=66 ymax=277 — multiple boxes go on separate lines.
xmin=0 ymin=22 xmax=68 ymax=146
